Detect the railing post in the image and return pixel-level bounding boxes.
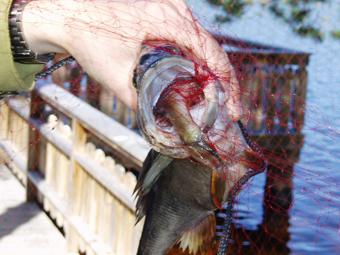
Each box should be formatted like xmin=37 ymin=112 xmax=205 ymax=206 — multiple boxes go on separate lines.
xmin=26 ymin=91 xmax=44 ymax=202
xmin=66 ymin=118 xmax=87 ymax=253
xmin=0 ymin=102 xmax=9 ymax=140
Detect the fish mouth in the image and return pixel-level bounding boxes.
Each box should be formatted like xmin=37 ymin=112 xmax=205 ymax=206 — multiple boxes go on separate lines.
xmin=136 ymin=54 xmax=222 ymax=158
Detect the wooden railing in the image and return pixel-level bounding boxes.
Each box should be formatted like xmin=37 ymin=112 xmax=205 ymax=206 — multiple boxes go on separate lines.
xmin=0 ymin=35 xmax=309 ymax=255
xmin=0 ymin=83 xmax=149 ymax=255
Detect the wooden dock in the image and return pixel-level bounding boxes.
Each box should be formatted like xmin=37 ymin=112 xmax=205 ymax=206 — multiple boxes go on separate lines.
xmin=0 ymin=163 xmax=66 ymax=255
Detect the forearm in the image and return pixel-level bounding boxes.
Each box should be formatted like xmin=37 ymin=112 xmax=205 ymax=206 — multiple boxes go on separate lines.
xmin=21 ymin=0 xmax=70 ymax=54
xmin=21 ymin=0 xmax=147 ymax=55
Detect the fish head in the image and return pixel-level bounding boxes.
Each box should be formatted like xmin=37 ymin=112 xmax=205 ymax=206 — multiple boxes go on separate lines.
xmin=135 ymin=44 xmax=266 ymax=189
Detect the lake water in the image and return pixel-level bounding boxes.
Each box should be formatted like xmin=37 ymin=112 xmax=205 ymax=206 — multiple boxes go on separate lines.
xmin=187 ymin=1 xmax=340 ymax=254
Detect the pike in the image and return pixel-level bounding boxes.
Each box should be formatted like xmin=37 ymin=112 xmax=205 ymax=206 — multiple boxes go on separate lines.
xmin=134 ymin=43 xmax=266 ymax=255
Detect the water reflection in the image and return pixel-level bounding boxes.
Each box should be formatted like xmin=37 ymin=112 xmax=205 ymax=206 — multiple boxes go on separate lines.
xmin=228 ymin=133 xmax=304 ymax=255
xmin=187 ymin=1 xmax=340 ymax=254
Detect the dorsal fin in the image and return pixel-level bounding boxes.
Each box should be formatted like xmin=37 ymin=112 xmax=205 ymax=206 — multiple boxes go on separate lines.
xmin=140 ymin=153 xmax=173 ymax=195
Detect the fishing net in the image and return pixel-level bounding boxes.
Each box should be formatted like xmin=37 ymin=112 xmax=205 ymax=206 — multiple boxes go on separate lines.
xmin=46 ymin=34 xmax=339 ymax=255
xmin=1 ymin=1 xmax=339 ymax=255
xmin=42 ymin=31 xmax=333 ymax=255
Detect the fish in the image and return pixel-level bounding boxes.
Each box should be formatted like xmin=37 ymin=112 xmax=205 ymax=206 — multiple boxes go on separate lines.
xmin=134 ymin=43 xmax=266 ymax=254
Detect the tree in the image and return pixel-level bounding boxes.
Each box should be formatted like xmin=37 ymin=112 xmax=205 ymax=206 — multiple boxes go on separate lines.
xmin=207 ymin=0 xmax=340 ymax=41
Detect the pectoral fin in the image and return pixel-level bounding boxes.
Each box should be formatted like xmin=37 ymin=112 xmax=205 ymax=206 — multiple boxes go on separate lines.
xmin=178 ymin=213 xmax=216 ymax=254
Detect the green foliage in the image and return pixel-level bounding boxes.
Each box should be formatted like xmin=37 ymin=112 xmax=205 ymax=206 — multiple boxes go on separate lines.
xmin=267 ymin=0 xmax=324 ymax=41
xmin=331 ymin=30 xmax=340 ymax=39
xmin=206 ymin=0 xmax=338 ymax=42
xmin=291 ymin=8 xmax=309 ymax=23
xmin=221 ymin=0 xmax=245 ymax=17
xmin=295 ymin=26 xmax=323 ymax=42
xmin=208 ymin=0 xmax=247 ymax=22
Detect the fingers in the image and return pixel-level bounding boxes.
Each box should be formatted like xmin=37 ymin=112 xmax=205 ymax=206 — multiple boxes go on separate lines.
xmin=99 ymin=50 xmax=139 ymax=111
xmin=225 ymin=67 xmax=243 ymax=121
xmin=124 ymin=87 xmax=138 ymax=111
xmin=181 ymin=25 xmax=243 ymax=121
xmin=115 ymin=83 xmax=138 ymax=111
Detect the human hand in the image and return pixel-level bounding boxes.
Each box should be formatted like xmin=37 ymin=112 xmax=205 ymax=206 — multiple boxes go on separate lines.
xmin=22 ymin=0 xmax=242 ymax=119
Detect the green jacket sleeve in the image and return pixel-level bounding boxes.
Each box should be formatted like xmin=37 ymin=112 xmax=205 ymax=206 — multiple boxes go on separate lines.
xmin=0 ymin=0 xmax=43 ymax=92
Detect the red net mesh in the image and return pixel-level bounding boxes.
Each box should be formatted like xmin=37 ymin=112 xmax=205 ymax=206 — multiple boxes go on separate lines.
xmin=15 ymin=31 xmax=336 ymax=254
xmin=47 ymin=35 xmax=308 ymax=254
xmin=1 ymin=1 xmax=339 ymax=254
